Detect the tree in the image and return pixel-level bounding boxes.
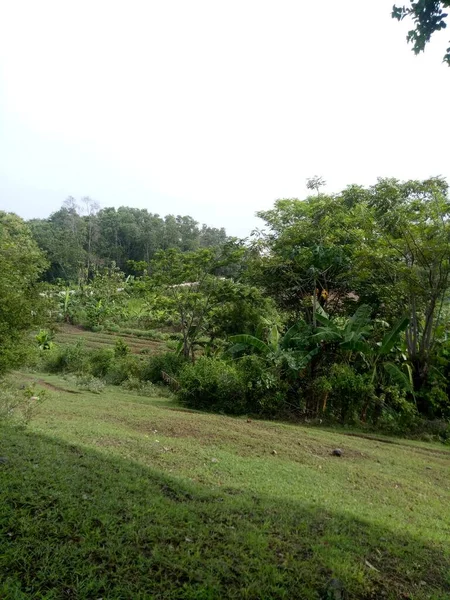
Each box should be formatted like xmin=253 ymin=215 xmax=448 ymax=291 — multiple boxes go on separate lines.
xmin=392 ymin=1 xmax=450 ymax=65
xmin=365 ymin=177 xmax=450 ymax=402
xmin=251 ymin=193 xmax=363 ymax=323
xmin=29 ymin=201 xmax=87 ymax=283
xmin=306 ymin=176 xmax=326 ymax=196
xmin=0 ymin=212 xmax=47 ymax=373
xmin=80 ymin=196 xmax=100 ymax=278
xmin=149 ymin=244 xmax=245 ymax=360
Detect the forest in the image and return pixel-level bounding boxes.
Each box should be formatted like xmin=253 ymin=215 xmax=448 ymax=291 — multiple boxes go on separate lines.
xmin=2 ymin=176 xmax=450 ymax=440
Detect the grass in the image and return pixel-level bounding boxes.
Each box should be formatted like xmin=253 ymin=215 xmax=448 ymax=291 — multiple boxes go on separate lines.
xmin=1 ymin=373 xmax=450 ymax=599
xmin=54 ymin=324 xmax=167 ymax=355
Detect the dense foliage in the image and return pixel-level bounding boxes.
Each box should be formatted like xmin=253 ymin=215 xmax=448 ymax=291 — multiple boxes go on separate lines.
xmin=0 ymin=213 xmax=47 ymax=373
xmin=28 ymin=198 xmax=228 ymax=282
xmin=2 ymin=177 xmax=450 ymax=437
xmin=392 ymin=1 xmax=450 ymax=65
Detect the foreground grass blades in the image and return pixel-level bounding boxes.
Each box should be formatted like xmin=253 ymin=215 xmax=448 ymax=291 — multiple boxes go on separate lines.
xmin=1 ymin=375 xmax=449 ymax=599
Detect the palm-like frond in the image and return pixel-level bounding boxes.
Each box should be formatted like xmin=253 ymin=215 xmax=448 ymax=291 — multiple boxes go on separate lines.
xmin=228 ymin=334 xmax=270 ymax=356
xmin=379 ymin=316 xmax=409 ymax=355
xmin=383 ymin=362 xmax=413 ymax=393
xmin=344 ymin=304 xmax=372 ymax=338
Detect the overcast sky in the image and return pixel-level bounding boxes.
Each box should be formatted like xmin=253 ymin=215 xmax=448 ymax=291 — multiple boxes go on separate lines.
xmin=1 ymin=0 xmax=449 ymax=238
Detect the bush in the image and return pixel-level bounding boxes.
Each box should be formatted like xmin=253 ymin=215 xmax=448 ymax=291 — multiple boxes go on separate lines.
xmin=35 ymin=329 xmax=54 ymax=351
xmin=165 ymin=340 xmax=180 ymax=350
xmin=373 ymin=385 xmax=418 ymax=432
xmin=236 ymin=354 xmax=288 ymax=415
xmin=104 ymin=356 xmax=143 ymax=386
xmin=141 ymin=352 xmax=186 ymax=384
xmin=114 ymin=338 xmax=130 ymax=358
xmin=177 ymin=356 xmax=247 ymax=414
xmin=88 ymin=348 xmax=115 ymax=378
xmin=325 ymin=364 xmax=375 ymax=424
xmin=75 ymin=374 xmax=105 ymax=394
xmin=42 ymin=341 xmax=89 ymax=374
xmin=0 ymin=381 xmax=47 ymax=425
xmin=121 ymin=377 xmax=172 ymax=398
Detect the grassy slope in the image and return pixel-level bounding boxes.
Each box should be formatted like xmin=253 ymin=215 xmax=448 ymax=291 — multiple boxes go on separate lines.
xmin=1 ymin=373 xmax=449 ymax=599
xmin=54 ymin=324 xmax=167 ymax=355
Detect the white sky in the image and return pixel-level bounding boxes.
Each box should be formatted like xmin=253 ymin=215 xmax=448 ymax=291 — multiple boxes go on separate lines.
xmin=0 ymin=0 xmax=449 ymax=238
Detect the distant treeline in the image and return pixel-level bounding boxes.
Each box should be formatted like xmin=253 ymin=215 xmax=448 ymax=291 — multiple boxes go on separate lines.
xmin=28 ymin=197 xmax=229 ymax=282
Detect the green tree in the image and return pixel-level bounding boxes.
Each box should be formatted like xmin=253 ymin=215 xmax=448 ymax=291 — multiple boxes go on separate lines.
xmin=80 ymin=196 xmax=100 ymax=278
xmin=392 ymin=1 xmax=450 ymax=65
xmin=365 ymin=178 xmax=450 ymax=402
xmin=29 ymin=200 xmax=87 ymax=283
xmin=0 ymin=212 xmax=47 ymax=373
xmin=150 ymin=245 xmax=244 ymax=360
xmin=251 ymin=193 xmax=363 ymax=323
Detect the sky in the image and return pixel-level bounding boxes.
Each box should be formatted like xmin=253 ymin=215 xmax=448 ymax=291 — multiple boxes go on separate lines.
xmin=0 ymin=0 xmax=449 ymax=238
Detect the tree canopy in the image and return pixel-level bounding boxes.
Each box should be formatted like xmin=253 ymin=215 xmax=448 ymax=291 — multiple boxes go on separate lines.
xmin=28 ymin=200 xmax=229 ymax=283
xmin=0 ymin=212 xmax=47 ymax=372
xmin=392 ymin=1 xmax=450 ymax=65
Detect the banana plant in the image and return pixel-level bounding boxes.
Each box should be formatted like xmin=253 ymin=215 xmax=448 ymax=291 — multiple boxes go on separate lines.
xmin=311 ymin=304 xmax=373 ymax=354
xmin=228 ymin=321 xmax=318 ymax=372
xmin=369 ymin=315 xmax=412 ymax=390
xmin=35 ymin=329 xmax=54 ymax=351
xmin=312 ymin=304 xmax=412 ymax=394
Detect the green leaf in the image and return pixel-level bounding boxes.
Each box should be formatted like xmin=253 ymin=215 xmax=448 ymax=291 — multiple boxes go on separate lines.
xmin=379 ymin=316 xmax=409 ymax=355
xmin=344 ymin=304 xmax=372 ymax=337
xmin=280 ymin=322 xmax=303 ymax=349
xmin=314 ymin=312 xmax=330 ymax=326
xmin=311 ymin=328 xmax=341 ymax=343
xmin=340 ymin=340 xmax=371 ymax=353
xmin=229 ymin=334 xmax=270 ymax=356
xmin=227 ymin=342 xmax=249 ymax=356
xmin=314 ymin=301 xmax=329 ymax=319
xmin=383 ymin=362 xmax=413 ymax=393
xmin=268 ymin=325 xmax=280 ymax=352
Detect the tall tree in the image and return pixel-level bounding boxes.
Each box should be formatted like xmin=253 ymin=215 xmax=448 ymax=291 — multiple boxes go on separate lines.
xmin=0 ymin=212 xmax=47 ymax=372
xmin=80 ymin=196 xmax=100 ymax=278
xmin=29 ymin=201 xmax=86 ymax=282
xmin=251 ymin=193 xmax=362 ymax=323
xmin=365 ymin=177 xmax=450 ymax=399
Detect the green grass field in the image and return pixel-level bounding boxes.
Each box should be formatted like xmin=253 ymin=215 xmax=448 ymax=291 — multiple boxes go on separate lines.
xmin=1 ymin=372 xmax=449 ymax=599
xmin=54 ymin=324 xmax=167 ymax=355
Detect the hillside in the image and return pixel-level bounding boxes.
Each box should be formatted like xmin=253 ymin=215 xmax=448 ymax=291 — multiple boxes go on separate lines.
xmin=1 ymin=373 xmax=449 ymax=599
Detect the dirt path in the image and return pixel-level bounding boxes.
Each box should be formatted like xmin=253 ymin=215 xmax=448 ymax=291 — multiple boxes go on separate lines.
xmin=19 ymin=373 xmax=80 ymax=394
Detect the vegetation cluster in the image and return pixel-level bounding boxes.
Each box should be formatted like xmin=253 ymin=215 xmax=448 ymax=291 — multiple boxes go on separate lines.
xmin=2 ymin=177 xmax=450 ymax=441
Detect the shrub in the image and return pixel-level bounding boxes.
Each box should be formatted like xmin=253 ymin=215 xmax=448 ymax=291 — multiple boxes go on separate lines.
xmin=177 ymin=356 xmax=247 ymax=414
xmin=104 ymin=356 xmax=143 ymax=386
xmin=88 ymin=348 xmax=115 ymax=378
xmin=121 ymin=377 xmax=172 ymax=398
xmin=0 ymin=382 xmax=47 ymax=425
xmin=75 ymin=374 xmax=105 ymax=394
xmin=139 ymin=348 xmax=153 ymax=355
xmin=42 ymin=341 xmax=89 ymax=374
xmin=236 ymin=354 xmax=288 ymax=415
xmin=35 ymin=329 xmax=54 ymax=351
xmin=326 ymin=364 xmax=375 ymax=424
xmin=165 ymin=340 xmax=180 ymax=351
xmin=114 ymin=338 xmax=130 ymax=358
xmin=141 ymin=352 xmax=186 ymax=384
